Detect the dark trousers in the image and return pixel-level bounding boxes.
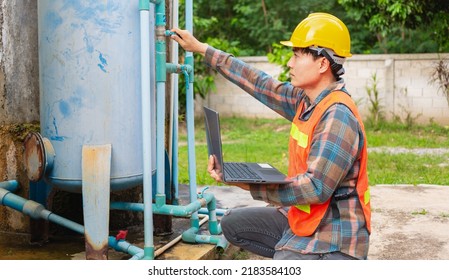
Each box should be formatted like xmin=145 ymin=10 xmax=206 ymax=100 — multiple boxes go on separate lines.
xmin=220 ymin=207 xmax=356 ymax=260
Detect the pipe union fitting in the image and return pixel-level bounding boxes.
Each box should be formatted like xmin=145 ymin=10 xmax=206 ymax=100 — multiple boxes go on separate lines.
xmin=23 ymin=200 xmax=45 ymax=219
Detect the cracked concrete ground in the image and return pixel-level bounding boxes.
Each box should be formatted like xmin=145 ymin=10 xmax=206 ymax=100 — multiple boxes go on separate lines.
xmin=208 ymin=184 xmax=449 ymax=260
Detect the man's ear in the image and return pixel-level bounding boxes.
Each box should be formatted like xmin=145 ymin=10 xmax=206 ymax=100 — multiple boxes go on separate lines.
xmin=319 ymin=57 xmax=331 ymax=74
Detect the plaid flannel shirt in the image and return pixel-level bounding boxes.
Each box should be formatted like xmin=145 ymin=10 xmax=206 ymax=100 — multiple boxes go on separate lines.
xmin=204 ymin=46 xmax=370 ymax=259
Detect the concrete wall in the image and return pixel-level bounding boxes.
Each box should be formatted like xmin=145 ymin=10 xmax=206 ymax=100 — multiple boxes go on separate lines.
xmin=0 ymin=0 xmax=39 ymax=124
xmin=198 ymin=53 xmax=449 ymax=125
xmin=0 ymin=0 xmax=39 ymax=233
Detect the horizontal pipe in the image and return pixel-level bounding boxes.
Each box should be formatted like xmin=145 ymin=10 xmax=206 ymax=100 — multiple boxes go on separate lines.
xmin=108 ymin=236 xmax=144 ymax=258
xmin=0 ymin=188 xmax=83 ymax=234
xmin=0 ymin=188 xmax=147 ymax=258
xmin=43 ymin=209 xmax=85 ymax=234
xmin=0 ymin=180 xmax=18 ymax=192
xmin=0 ymin=188 xmax=29 ymax=214
xmin=1 ymin=188 xmax=227 ymax=259
xmin=111 ymin=198 xmax=207 ymax=217
xmin=181 ymin=227 xmax=228 ymax=252
xmin=199 ymin=207 xmax=227 ymax=216
xmin=166 ymin=63 xmax=193 ymax=74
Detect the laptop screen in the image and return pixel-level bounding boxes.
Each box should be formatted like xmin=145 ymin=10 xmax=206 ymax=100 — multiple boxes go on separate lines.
xmin=204 ymin=107 xmax=225 ymax=176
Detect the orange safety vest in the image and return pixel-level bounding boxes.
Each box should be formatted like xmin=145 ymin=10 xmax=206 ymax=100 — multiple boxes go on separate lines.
xmin=287 ymin=90 xmax=371 ymax=236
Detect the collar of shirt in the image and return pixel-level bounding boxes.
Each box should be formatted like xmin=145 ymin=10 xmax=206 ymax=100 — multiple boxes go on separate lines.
xmin=300 ymin=79 xmax=347 ymax=121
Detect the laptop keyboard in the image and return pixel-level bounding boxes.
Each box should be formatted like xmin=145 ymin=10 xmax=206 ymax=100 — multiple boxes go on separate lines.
xmin=224 ymin=162 xmax=262 ymax=180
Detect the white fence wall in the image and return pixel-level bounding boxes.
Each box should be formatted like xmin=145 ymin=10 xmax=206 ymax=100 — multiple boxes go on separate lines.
xmin=196 ymin=53 xmax=449 ymax=125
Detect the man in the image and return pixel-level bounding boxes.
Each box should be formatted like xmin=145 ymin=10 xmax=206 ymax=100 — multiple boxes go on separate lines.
xmin=171 ymin=12 xmax=371 ymax=260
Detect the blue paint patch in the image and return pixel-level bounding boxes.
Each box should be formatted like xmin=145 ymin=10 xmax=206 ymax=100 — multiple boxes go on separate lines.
xmin=99 ymin=53 xmax=108 ymax=66
xmin=98 ymin=64 xmax=107 ymax=73
xmin=52 ymin=116 xmax=59 ymax=135
xmin=69 ymin=95 xmax=82 ymax=108
xmin=62 ymin=0 xmax=122 ymax=34
xmin=50 ymin=116 xmax=65 ymax=141
xmin=97 ymin=52 xmax=108 ymax=73
xmin=59 ymin=100 xmax=71 ymax=118
xmin=44 ymin=11 xmax=63 ymax=32
xmin=50 ymin=136 xmax=65 ymax=142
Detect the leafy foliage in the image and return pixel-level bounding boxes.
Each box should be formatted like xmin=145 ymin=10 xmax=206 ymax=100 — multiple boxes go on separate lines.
xmin=172 ymin=0 xmax=449 ymax=116
xmin=190 ymin=0 xmax=343 ymax=55
xmin=338 ymin=0 xmax=449 ymax=53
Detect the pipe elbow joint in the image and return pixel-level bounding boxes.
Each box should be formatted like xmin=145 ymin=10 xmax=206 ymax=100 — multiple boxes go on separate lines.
xmin=181 ymin=227 xmax=198 ymax=243
xmin=0 ymin=180 xmax=18 ymax=192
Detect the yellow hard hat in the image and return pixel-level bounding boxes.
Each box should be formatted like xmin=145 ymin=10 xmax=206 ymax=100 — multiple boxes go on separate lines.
xmin=280 ymin=13 xmax=352 ymax=57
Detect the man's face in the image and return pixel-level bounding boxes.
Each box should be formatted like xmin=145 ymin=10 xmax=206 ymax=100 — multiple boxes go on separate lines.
xmin=287 ymin=48 xmax=324 ymax=89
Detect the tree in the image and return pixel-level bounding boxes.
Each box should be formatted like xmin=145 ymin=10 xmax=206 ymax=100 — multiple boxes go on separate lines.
xmin=338 ymin=0 xmax=449 ymax=53
xmin=191 ymin=0 xmax=344 ymax=55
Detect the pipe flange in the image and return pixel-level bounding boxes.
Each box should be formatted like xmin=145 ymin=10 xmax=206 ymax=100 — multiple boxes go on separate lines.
xmin=23 ymin=132 xmax=55 ymax=182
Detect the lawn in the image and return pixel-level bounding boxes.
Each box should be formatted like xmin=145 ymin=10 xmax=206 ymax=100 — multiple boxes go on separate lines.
xmin=177 ymin=117 xmax=449 ymax=186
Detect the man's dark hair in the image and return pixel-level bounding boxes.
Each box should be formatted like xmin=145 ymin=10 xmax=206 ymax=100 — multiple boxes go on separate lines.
xmin=292 ymin=47 xmax=342 ymax=80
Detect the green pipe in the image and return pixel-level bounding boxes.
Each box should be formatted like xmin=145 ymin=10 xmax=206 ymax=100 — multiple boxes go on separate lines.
xmin=108 ymin=236 xmax=144 ymax=259
xmin=155 ymin=1 xmax=166 ymax=82
xmin=166 ymin=63 xmax=192 ymax=90
xmin=165 ymin=63 xmax=193 ymax=74
xmin=1 ymin=187 xmax=225 ymax=258
xmin=139 ymin=0 xmax=149 ymax=10
xmin=201 ymin=189 xmax=221 ymax=235
xmin=208 ymin=220 xmax=221 ymax=235
xmin=155 ymin=193 xmax=165 ymax=208
xmin=181 ymin=226 xmax=198 ymax=243
xmin=181 ymin=227 xmax=229 ymax=252
xmin=184 ymin=55 xmax=194 ymax=83
xmin=154 ymin=0 xmax=166 ymax=201
xmin=111 ymin=195 xmax=210 ymax=217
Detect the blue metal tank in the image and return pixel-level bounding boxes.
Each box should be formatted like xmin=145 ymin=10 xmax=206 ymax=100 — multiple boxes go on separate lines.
xmin=37 ymin=1 xmax=146 ymax=192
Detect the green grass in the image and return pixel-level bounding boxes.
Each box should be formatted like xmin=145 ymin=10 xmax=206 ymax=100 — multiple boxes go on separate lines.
xmin=365 ymin=121 xmax=449 ymax=148
xmin=177 ymin=117 xmax=449 ymax=186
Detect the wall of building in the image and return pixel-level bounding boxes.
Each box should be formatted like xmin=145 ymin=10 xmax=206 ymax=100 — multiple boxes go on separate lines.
xmin=198 ymin=53 xmax=449 ymax=125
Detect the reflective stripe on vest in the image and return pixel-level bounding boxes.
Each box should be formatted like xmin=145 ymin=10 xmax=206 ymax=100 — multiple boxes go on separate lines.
xmin=287 ymin=91 xmax=371 ymax=237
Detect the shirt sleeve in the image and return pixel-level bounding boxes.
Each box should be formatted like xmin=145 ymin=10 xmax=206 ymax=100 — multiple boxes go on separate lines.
xmin=250 ymin=103 xmax=363 ymax=206
xmin=204 ymin=46 xmax=304 ymax=121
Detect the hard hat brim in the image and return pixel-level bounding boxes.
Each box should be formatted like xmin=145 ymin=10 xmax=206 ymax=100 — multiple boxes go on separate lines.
xmin=280 ymin=40 xmax=294 ymax=47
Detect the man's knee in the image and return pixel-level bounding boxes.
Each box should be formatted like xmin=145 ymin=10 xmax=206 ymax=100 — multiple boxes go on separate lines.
xmin=220 ymin=209 xmax=234 ymax=235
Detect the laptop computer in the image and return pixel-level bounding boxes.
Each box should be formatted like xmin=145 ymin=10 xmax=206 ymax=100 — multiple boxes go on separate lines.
xmin=203 ymin=106 xmax=291 ymax=184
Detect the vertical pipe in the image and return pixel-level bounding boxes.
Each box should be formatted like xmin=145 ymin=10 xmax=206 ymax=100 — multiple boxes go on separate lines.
xmin=139 ymin=0 xmax=155 ymax=260
xmin=150 ymin=2 xmax=157 ymax=186
xmin=184 ymin=0 xmax=199 ymax=228
xmin=155 ymin=0 xmax=166 ymax=200
xmin=170 ymin=0 xmax=180 ymax=205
